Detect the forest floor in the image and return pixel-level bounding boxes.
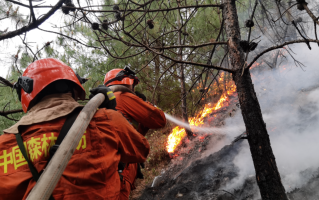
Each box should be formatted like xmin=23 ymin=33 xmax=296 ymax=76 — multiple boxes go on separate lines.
xmin=130 ymin=93 xmax=239 ymax=200
xmin=130 ymin=127 xmax=172 ymax=200
xmin=131 ymin=66 xmax=319 ymax=200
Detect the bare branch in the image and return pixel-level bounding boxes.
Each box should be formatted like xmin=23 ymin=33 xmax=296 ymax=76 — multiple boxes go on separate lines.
xmin=33 ymin=41 xmax=52 ymax=62
xmin=241 ymin=0 xmax=258 ymax=76
xmin=0 ymin=109 xmax=23 ymax=116
xmin=301 ymin=3 xmax=319 ymax=26
xmin=315 ymin=22 xmax=319 ymax=47
xmin=136 ymin=54 xmax=158 ymax=74
xmin=101 ymin=38 xmax=227 ymax=49
xmin=0 ymin=0 xmax=67 ymax=41
xmin=207 ymin=18 xmax=225 ymax=65
xmin=292 ymin=20 xmax=311 ymax=50
xmin=5 ymin=0 xmax=31 ymax=8
xmin=38 ymin=28 xmax=101 ymax=49
xmin=273 ymin=3 xmax=298 ymax=23
xmin=248 ymin=39 xmax=319 ymax=69
xmin=151 ymin=61 xmax=177 ymax=103
xmin=123 ymin=30 xmax=233 ymax=72
xmin=28 ymin=0 xmax=36 ymax=23
xmin=152 ymin=42 xmax=228 ymax=49
xmin=80 ymin=4 xmax=222 ymax=13
xmin=0 ymin=76 xmax=14 ymax=87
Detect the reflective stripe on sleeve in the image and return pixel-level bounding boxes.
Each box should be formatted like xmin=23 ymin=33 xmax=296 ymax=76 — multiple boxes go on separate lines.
xmin=107 ymin=91 xmax=116 ymax=100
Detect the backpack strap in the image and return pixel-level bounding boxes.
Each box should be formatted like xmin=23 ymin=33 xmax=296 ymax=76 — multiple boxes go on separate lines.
xmin=48 ymin=107 xmax=82 ymax=161
xmin=15 ymin=134 xmax=40 ymax=181
xmin=15 ymin=107 xmax=82 ymax=200
xmin=15 ymin=134 xmax=55 ymax=200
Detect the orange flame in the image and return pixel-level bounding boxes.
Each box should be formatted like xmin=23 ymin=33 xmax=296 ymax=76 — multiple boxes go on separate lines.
xmin=166 ymin=76 xmax=237 ymax=153
xmin=166 ymin=126 xmax=187 ymax=153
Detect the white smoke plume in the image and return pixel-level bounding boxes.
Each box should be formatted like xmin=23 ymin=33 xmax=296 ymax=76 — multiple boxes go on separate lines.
xmin=164 ymin=43 xmax=319 ymax=196
xmin=223 ymin=44 xmax=319 ymax=193
xmin=162 ymin=1 xmax=319 ymax=198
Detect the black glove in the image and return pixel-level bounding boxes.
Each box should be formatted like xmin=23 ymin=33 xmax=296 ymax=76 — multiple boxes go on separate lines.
xmin=135 ymin=91 xmax=146 ymax=101
xmin=136 ymin=163 xmax=144 ymax=179
xmin=89 ymin=85 xmax=117 ymax=110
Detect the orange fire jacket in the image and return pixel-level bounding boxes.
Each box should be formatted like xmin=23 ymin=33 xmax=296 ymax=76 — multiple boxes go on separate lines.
xmin=0 ymin=108 xmax=150 ymax=200
xmin=113 ymin=91 xmax=166 ymax=200
xmin=114 ymin=91 xmax=166 ymax=136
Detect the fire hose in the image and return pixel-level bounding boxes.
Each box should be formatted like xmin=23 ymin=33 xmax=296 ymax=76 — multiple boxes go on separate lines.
xmin=26 ymin=93 xmax=105 ymax=200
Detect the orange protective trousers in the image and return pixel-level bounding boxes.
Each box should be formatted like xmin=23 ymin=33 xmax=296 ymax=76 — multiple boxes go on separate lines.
xmin=114 ymin=91 xmax=166 ymax=200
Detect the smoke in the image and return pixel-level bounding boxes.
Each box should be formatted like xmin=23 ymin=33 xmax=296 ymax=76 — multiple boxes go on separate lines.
xmin=162 ymin=1 xmax=319 ymax=198
xmin=164 ymin=44 xmax=319 ymax=198
xmin=223 ymin=44 xmax=319 ymax=193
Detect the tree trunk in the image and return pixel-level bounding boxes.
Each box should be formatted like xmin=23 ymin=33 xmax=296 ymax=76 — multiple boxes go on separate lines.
xmin=223 ymin=0 xmax=288 ymax=199
xmin=154 ymin=42 xmax=161 ymax=105
xmin=179 ymin=64 xmax=193 ymax=136
xmin=178 ymin=6 xmax=193 ymax=137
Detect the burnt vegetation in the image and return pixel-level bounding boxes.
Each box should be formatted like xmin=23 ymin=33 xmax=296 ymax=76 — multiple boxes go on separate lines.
xmin=1 ymin=0 xmax=319 ymax=199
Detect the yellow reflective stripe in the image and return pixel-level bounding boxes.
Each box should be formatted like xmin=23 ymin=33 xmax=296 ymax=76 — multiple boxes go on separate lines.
xmin=107 ymin=91 xmax=116 ymax=100
xmin=0 ymin=132 xmax=88 ymax=174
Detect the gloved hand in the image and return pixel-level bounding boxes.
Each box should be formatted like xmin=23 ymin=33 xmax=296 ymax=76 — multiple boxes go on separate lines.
xmin=135 ymin=91 xmax=146 ymax=101
xmin=89 ymin=85 xmax=117 ymax=110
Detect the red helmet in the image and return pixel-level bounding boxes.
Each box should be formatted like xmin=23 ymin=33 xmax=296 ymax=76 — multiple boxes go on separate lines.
xmin=16 ymin=58 xmax=86 ymax=112
xmin=104 ymin=67 xmax=139 ymax=87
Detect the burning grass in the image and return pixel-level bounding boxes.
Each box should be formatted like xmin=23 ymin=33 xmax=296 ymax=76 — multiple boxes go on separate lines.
xmin=131 ymin=73 xmax=238 ymax=199
xmin=166 ymin=75 xmax=237 ymax=154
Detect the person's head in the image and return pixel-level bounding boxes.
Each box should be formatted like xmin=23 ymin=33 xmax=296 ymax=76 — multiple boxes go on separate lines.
xmin=104 ymin=67 xmax=139 ymax=91
xmin=14 ymin=58 xmax=86 ymax=113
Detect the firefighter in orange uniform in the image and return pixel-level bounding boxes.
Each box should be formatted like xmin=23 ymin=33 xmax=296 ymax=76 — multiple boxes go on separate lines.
xmin=102 ymin=67 xmax=166 ymax=200
xmin=0 ymin=58 xmax=150 ymax=200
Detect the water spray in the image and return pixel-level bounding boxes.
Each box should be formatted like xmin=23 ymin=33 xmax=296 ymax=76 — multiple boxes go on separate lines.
xmin=164 ymin=113 xmax=239 ymax=135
